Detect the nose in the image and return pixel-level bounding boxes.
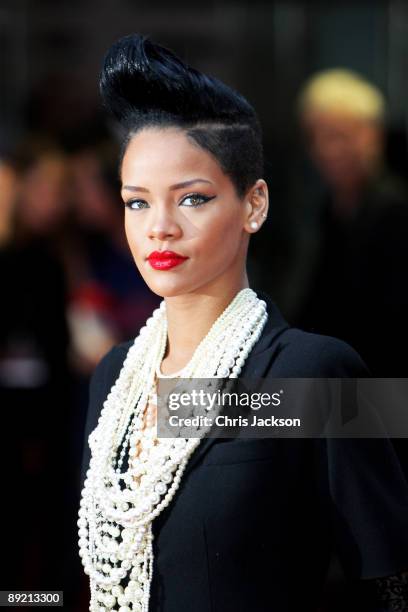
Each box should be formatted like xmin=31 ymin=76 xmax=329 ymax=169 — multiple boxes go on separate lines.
xmin=148 ymin=207 xmax=182 ymax=242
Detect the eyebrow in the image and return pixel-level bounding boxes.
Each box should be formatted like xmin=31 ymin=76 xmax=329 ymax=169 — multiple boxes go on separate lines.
xmin=121 ymin=178 xmax=213 ymax=193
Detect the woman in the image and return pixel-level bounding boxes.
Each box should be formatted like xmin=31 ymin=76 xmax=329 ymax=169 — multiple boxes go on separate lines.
xmin=78 ymin=34 xmax=408 ymax=611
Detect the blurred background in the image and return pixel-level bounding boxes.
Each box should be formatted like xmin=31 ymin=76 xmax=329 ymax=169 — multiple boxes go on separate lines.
xmin=0 ymin=0 xmax=407 ymax=610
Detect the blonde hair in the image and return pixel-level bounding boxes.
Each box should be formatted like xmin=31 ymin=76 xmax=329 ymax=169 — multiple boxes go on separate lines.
xmin=297 ymin=68 xmax=385 ymax=121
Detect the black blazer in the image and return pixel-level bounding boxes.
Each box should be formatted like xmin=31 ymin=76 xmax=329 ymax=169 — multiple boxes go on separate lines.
xmin=80 ymin=292 xmax=408 ymax=611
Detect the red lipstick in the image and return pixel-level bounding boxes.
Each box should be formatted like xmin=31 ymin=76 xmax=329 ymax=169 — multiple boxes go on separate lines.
xmin=147 ymin=250 xmax=188 ymax=270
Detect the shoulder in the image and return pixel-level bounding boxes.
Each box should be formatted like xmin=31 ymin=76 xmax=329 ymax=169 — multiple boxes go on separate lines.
xmin=248 ymin=291 xmax=370 ymax=377
xmin=267 ymin=327 xmax=370 ymax=377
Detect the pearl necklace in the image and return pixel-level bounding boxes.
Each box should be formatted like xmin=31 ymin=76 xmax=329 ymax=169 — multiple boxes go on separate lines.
xmin=78 ymin=288 xmax=268 ymax=611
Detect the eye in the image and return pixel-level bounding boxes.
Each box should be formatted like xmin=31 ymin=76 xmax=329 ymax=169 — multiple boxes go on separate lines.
xmin=125 ymin=199 xmax=149 ymax=211
xmin=179 ymin=193 xmax=215 ymax=208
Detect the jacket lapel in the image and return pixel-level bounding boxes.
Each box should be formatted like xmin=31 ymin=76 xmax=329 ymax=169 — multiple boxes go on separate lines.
xmin=182 ymin=292 xmax=291 ymax=477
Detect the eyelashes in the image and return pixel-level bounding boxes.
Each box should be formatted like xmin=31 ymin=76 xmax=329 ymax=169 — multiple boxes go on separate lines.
xmin=124 ymin=192 xmax=216 ymax=211
xmin=125 ymin=199 xmax=148 ymax=210
xmin=181 ymin=193 xmax=216 ymax=208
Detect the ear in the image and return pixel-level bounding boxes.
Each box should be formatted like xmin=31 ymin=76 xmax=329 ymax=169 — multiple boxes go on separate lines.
xmin=244 ymin=179 xmax=269 ymax=233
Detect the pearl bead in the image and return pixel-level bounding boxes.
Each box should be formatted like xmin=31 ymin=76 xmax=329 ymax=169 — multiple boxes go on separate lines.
xmin=134 ymin=587 xmax=144 ymax=599
xmin=111 ymin=585 xmax=123 ymax=597
xmin=155 ymin=481 xmax=167 ymax=495
xmin=103 ymin=594 xmax=116 ymax=607
xmin=216 ymin=366 xmax=229 ymax=377
xmin=118 ymin=594 xmax=129 ymax=606
xmin=150 ymin=492 xmax=160 ymax=504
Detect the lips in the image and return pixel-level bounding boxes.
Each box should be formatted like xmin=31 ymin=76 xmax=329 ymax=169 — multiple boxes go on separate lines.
xmin=146 ymin=250 xmax=188 ymax=270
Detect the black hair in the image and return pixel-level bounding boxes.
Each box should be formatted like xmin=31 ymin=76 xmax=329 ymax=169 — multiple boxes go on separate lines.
xmin=99 ymin=33 xmax=263 ymax=197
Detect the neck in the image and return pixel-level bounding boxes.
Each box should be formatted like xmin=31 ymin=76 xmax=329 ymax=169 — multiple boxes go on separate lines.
xmin=160 ymin=271 xmax=250 ymax=375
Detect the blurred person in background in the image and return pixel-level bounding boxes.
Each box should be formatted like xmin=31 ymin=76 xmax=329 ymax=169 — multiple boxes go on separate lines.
xmin=4 ymin=137 xmax=71 ymax=396
xmin=0 ymin=140 xmax=71 ymax=590
xmin=292 ymin=71 xmax=408 ymax=607
xmin=294 ymin=68 xmax=408 ymax=378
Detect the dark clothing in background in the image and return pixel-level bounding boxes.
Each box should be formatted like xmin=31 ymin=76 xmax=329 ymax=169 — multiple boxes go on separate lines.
xmin=0 ymin=240 xmax=71 ymax=590
xmin=80 ymin=293 xmax=408 ymax=611
xmin=0 ymin=240 xmax=70 ymax=392
xmin=295 ymin=171 xmax=408 ymax=378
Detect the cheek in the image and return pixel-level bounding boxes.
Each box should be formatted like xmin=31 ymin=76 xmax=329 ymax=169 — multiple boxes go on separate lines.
xmin=193 ymin=207 xmax=243 ymax=262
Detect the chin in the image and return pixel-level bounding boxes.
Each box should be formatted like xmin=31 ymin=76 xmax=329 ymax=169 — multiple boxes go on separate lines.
xmin=134 ymin=260 xmax=193 ymax=297
xmin=145 ymin=272 xmax=222 ymax=299
xmin=142 ymin=276 xmax=198 ymax=299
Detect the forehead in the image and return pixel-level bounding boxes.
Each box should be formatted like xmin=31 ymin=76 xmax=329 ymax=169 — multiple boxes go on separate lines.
xmin=121 ymin=127 xmax=225 ymax=184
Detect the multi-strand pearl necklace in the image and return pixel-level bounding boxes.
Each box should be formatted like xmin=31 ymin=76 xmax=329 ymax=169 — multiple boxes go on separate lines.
xmin=78 ymin=288 xmax=268 ymax=611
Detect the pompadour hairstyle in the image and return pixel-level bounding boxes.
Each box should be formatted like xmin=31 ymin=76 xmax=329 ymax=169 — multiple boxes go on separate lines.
xmin=100 ymin=33 xmax=264 ymax=197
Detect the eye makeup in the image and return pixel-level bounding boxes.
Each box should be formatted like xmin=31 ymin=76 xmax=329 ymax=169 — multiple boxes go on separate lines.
xmin=124 ymin=192 xmax=216 ymax=211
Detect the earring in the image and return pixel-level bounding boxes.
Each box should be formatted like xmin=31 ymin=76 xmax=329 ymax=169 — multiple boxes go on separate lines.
xmin=250 ymin=221 xmax=258 ymax=230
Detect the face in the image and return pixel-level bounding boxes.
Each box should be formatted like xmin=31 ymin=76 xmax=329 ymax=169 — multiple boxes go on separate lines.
xmin=301 ymin=108 xmax=382 ymax=189
xmin=19 ymin=153 xmax=69 ymax=233
xmin=121 ymin=127 xmax=256 ymax=298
